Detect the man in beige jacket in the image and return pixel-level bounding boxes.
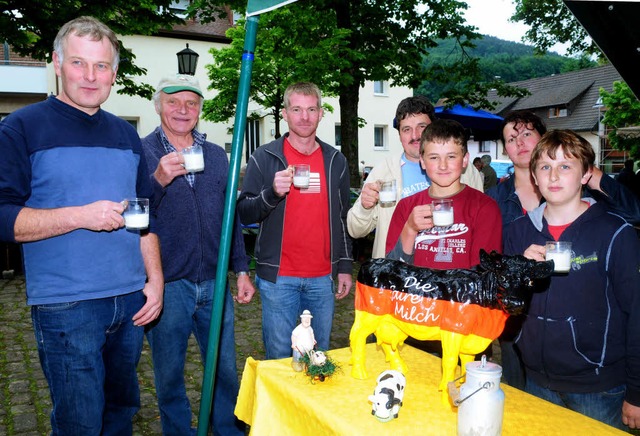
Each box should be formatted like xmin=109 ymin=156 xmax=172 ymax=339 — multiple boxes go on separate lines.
xmin=347 ymin=96 xmax=483 ymax=259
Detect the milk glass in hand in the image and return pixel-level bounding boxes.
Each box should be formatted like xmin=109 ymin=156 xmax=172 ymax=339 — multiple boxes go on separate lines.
xmin=293 ymin=164 xmax=310 ymax=188
xmin=123 ymin=198 xmax=149 ymax=230
xmin=545 ymin=241 xmax=572 ymax=273
xmin=432 ymin=199 xmax=454 ymax=226
xmin=182 ymin=144 xmax=205 ymax=173
xmin=379 ymin=180 xmax=397 ymax=207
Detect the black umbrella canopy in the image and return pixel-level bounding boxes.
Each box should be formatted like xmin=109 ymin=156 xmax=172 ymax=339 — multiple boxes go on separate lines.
xmin=564 ymin=0 xmax=640 ymax=99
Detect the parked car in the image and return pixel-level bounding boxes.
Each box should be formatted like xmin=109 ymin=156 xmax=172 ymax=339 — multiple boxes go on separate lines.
xmin=490 ymin=160 xmax=514 ymax=183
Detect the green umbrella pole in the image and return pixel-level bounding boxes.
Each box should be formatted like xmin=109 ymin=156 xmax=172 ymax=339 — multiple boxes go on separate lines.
xmin=197 ymin=15 xmax=259 ymax=436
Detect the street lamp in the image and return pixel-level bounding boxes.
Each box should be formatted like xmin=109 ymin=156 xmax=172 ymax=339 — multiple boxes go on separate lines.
xmin=177 ymin=43 xmax=199 ymax=75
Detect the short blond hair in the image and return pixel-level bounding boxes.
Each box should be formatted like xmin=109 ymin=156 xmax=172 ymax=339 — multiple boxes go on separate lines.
xmin=283 ymin=82 xmax=322 ymax=108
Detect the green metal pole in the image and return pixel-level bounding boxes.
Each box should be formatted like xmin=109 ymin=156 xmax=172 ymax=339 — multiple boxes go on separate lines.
xmin=197 ymin=15 xmax=259 ymax=436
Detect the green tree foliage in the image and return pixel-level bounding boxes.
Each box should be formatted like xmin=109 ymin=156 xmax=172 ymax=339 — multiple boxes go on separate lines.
xmin=560 ymin=55 xmax=599 ymax=73
xmin=600 ymin=82 xmax=640 ymax=159
xmin=509 ymin=2 xmax=640 ymax=158
xmin=511 ymin=0 xmax=601 ymax=58
xmin=417 ymin=35 xmax=596 ymax=103
xmin=202 ymin=5 xmax=349 ymax=138
xmin=1 ymin=0 xmax=184 ymax=98
xmin=192 ymin=0 xmax=526 ymax=185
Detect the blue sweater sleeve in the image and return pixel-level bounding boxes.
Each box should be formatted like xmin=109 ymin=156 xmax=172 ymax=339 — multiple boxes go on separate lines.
xmin=230 ymin=210 xmax=250 ymax=273
xmin=0 ymin=115 xmax=31 ymax=242
xmin=609 ymin=224 xmax=640 ymax=405
xmin=132 ymin=135 xmax=157 ymax=233
xmin=587 ymin=175 xmax=640 ymax=226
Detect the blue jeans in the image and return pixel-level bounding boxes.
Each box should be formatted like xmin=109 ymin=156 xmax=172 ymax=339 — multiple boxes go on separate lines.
xmin=31 ymin=291 xmax=145 ymax=436
xmin=145 ymin=279 xmax=244 ymax=436
xmin=256 ymin=274 xmax=334 ymax=359
xmin=526 ymin=378 xmax=627 ymax=430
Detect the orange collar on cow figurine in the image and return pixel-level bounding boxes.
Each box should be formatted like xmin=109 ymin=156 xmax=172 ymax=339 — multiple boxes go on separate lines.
xmin=349 ymin=250 xmax=553 ymax=406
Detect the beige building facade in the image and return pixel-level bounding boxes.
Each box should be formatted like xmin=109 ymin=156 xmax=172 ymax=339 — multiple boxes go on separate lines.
xmin=1 ymin=25 xmax=414 ymax=173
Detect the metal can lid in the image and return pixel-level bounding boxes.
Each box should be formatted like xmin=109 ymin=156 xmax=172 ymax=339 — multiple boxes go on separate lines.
xmin=465 ymin=355 xmax=503 ymax=376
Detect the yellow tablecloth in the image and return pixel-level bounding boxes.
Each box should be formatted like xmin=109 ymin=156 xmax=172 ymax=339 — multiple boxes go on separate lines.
xmin=236 ymin=343 xmax=626 ymax=435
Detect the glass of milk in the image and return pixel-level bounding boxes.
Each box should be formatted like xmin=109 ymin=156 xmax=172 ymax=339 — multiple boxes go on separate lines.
xmin=293 ymin=164 xmax=310 ymax=189
xmin=432 ymin=198 xmax=454 ymax=226
xmin=122 ymin=198 xmax=150 ymax=230
xmin=379 ymin=180 xmax=397 ymax=207
xmin=182 ymin=144 xmax=205 ymax=173
xmin=545 ymin=241 xmax=572 ymax=273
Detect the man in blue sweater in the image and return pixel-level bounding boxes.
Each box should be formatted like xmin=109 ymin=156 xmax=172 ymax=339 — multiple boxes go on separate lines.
xmin=0 ymin=17 xmax=163 ymax=434
xmin=141 ymin=74 xmax=255 ymax=436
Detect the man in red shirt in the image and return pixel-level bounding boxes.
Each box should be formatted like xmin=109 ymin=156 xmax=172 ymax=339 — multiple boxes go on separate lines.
xmin=237 ymin=82 xmax=353 ymax=359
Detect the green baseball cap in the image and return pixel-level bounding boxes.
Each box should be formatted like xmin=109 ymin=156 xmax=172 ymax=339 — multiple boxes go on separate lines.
xmin=157 ymin=74 xmax=203 ymax=97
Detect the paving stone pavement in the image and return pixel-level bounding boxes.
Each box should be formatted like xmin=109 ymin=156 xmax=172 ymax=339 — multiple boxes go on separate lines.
xmin=0 ymin=270 xmax=358 ymax=435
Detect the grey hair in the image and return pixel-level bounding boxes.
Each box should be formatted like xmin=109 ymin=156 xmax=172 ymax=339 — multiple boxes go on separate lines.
xmin=53 ymin=16 xmax=120 ymax=71
xmin=481 ymin=154 xmax=492 ymax=164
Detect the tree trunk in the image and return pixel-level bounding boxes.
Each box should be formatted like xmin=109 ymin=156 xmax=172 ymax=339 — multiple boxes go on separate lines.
xmin=273 ymin=102 xmax=283 ymax=139
xmin=339 ymin=83 xmax=362 ymax=188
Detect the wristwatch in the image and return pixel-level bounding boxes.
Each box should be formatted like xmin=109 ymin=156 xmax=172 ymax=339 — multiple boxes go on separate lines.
xmin=236 ymin=271 xmax=249 ymax=278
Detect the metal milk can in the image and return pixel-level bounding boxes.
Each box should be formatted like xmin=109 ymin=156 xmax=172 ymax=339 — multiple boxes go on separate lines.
xmin=456 ymin=356 xmax=504 ymax=436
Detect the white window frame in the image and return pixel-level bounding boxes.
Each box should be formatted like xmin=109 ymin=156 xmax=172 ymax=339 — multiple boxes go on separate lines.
xmin=169 ymin=0 xmax=190 ymax=18
xmin=373 ymin=81 xmax=387 ymax=96
xmin=335 ymin=124 xmax=342 ymax=147
xmin=374 ymin=125 xmax=387 ymax=150
xmin=548 ymin=107 xmax=568 ymax=118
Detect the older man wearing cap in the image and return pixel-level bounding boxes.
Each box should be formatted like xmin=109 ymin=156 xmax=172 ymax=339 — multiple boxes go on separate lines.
xmin=141 ymin=74 xmax=255 ymax=436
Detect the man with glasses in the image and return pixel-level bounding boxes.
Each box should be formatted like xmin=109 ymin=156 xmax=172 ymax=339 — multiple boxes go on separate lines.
xmin=237 ymin=82 xmax=353 ymax=360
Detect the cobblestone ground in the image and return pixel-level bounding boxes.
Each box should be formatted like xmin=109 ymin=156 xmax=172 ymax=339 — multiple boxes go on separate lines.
xmin=0 ymin=269 xmax=357 ymax=435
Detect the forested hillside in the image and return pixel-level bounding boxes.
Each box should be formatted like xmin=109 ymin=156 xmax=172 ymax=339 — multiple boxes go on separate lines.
xmin=417 ymin=35 xmax=596 ymax=103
